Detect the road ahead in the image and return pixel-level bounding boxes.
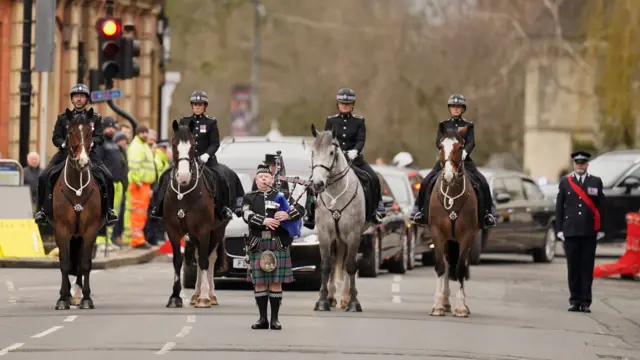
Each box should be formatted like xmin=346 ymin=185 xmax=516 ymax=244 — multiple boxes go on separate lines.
xmin=0 ymin=254 xmax=638 ymax=360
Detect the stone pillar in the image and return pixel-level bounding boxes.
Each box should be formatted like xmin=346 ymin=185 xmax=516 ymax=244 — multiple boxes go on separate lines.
xmin=160 ymin=71 xmax=181 ymax=139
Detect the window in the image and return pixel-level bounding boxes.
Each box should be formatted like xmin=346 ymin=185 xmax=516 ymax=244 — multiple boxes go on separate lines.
xmin=384 ymin=174 xmax=412 ymax=206
xmin=522 ymin=179 xmax=545 ymax=200
xmin=491 ymin=178 xmax=507 ymax=197
xmin=501 ymin=177 xmax=525 ymax=201
xmin=378 ymin=173 xmax=393 ymax=198
xmin=587 ymin=153 xmax=639 ymax=187
xmin=626 ymin=165 xmax=640 ymax=180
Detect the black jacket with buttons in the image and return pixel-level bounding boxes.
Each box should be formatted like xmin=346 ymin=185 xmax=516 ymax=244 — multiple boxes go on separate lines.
xmin=324 ymin=113 xmax=366 ymax=156
xmin=555 ymin=173 xmax=606 ymax=238
xmin=52 ymin=109 xmax=104 ymax=151
xmin=179 ymin=114 xmax=220 ymax=166
xmin=436 ymin=117 xmax=475 ymax=161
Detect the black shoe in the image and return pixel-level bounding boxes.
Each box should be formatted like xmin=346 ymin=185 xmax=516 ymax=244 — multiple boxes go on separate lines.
xmin=150 ymin=206 xmax=162 ymax=219
xmin=269 ymin=293 xmax=282 ymax=330
xmin=410 ymin=207 xmax=426 ymax=225
xmin=483 ymin=213 xmax=496 ymax=228
xmin=106 ymin=209 xmax=118 ymax=226
xmin=34 ymin=210 xmax=48 ymax=225
xmin=220 ymin=207 xmax=233 ymax=221
xmin=303 ymin=218 xmax=315 ymax=230
xmin=568 ymin=304 xmax=581 ymax=312
xmin=251 ymin=317 xmax=269 ymax=330
xmin=581 ymin=305 xmax=591 ymax=313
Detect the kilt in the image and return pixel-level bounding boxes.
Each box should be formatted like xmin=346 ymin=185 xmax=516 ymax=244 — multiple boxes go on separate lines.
xmin=247 ymin=237 xmax=294 ymax=285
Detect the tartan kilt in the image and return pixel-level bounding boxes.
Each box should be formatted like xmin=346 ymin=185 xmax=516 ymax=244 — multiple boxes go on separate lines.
xmin=247 ymin=237 xmax=293 ymax=285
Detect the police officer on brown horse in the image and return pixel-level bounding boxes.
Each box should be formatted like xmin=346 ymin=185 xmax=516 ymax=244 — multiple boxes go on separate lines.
xmin=34 ymin=83 xmax=118 ymax=226
xmin=410 ymin=94 xmax=496 ymax=229
xmin=324 ymin=88 xmax=385 ymax=223
xmin=150 ymin=91 xmax=234 ymax=222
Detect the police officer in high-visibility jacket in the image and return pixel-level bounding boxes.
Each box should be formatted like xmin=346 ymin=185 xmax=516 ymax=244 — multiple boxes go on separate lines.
xmin=555 ymin=151 xmax=606 ymax=313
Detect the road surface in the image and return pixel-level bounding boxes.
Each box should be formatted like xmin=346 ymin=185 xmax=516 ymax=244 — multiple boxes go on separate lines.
xmin=0 ymin=254 xmax=638 ymax=360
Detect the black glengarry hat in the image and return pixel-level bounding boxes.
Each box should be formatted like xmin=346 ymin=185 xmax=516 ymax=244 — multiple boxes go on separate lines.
xmin=264 ymin=154 xmax=277 ymax=164
xmin=571 ymin=151 xmax=592 ymax=163
xmin=256 ymin=163 xmax=271 ymax=175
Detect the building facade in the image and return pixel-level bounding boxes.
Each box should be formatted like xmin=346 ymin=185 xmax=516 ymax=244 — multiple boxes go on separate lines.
xmin=0 ymin=0 xmax=164 ymax=161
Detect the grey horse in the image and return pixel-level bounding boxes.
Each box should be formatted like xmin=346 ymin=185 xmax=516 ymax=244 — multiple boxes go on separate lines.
xmin=310 ymin=124 xmax=368 ymax=312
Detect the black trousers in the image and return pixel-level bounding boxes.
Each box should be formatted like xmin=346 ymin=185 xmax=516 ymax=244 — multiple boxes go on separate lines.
xmin=352 ymin=157 xmax=382 ymax=212
xmin=563 ymin=236 xmax=597 ymax=306
xmin=414 ymin=159 xmax=492 ymax=215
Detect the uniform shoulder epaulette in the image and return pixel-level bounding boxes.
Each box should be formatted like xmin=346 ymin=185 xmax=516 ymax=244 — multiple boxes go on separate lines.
xmin=352 ymin=114 xmax=364 ymax=120
xmin=327 ymin=114 xmax=339 ymax=119
xmin=206 ymin=115 xmax=217 ymax=121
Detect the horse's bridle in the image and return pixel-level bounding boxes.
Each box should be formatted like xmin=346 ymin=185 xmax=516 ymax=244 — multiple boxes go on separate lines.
xmin=311 ymin=142 xmax=351 ymax=189
xmin=67 ymin=126 xmax=91 ymax=170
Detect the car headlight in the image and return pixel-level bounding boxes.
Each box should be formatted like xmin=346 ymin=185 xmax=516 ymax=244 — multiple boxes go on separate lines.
xmin=292 ymin=234 xmax=319 ymax=246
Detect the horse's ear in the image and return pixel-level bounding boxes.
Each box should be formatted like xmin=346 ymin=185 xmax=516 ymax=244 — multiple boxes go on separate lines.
xmin=331 ymin=125 xmax=337 ymax=139
xmin=311 ymin=124 xmax=318 ymax=137
xmin=457 ymin=126 xmax=468 ymax=139
xmin=86 ymin=108 xmax=94 ymax=121
xmin=65 ymin=108 xmax=73 ymax=121
xmin=172 ymin=120 xmax=179 ymax=133
xmin=188 ymin=119 xmax=196 ymax=134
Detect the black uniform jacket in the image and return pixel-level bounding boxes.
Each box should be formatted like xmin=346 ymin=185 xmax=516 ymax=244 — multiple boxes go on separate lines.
xmin=179 ymin=114 xmax=220 ymax=166
xmin=241 ymin=189 xmax=303 ymax=247
xmin=436 ymin=117 xmax=475 ymax=161
xmin=555 ymin=173 xmax=606 ymax=238
xmin=52 ymin=109 xmax=104 ymax=151
xmin=324 ymin=113 xmax=366 ymax=155
xmin=97 ymin=135 xmax=128 ymax=183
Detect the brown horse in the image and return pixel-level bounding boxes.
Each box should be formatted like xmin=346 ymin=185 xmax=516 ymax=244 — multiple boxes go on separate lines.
xmin=52 ymin=109 xmax=103 ymax=310
xmin=164 ymin=119 xmax=229 ymax=309
xmin=428 ymin=126 xmax=479 ymax=317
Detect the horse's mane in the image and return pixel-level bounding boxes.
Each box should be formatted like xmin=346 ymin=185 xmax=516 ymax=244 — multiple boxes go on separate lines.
xmin=173 ymin=123 xmax=193 ymax=142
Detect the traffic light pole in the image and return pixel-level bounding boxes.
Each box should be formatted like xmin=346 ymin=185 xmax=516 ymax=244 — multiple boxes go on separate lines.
xmin=18 ymin=0 xmax=33 ymax=167
xmin=104 ymin=77 xmax=138 ymax=132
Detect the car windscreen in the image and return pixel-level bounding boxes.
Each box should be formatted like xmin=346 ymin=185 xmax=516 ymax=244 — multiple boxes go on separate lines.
xmin=383 ymin=174 xmax=412 ymax=206
xmin=587 ymin=154 xmax=639 ymax=187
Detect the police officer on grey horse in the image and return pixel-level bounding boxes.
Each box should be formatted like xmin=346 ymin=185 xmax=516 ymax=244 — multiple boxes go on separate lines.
xmin=34 ymin=83 xmax=118 ymax=226
xmin=556 ymin=151 xmax=606 ymax=313
xmin=324 ymin=88 xmax=385 ymax=223
xmin=150 ymin=91 xmax=234 ymax=221
xmin=410 ymin=94 xmax=496 ymax=229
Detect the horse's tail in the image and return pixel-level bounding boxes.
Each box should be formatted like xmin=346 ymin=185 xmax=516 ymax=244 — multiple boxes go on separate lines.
xmin=334 ymin=240 xmax=347 ymax=282
xmin=445 ymin=239 xmax=459 ymax=281
xmin=68 ymin=236 xmax=83 ymax=277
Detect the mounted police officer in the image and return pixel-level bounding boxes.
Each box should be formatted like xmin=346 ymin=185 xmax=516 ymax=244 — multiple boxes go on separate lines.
xmin=324 ymin=88 xmax=385 ymax=223
xmin=34 ymin=84 xmax=118 ymax=226
xmin=150 ymin=91 xmax=233 ymax=222
xmin=556 ymin=151 xmax=606 ymax=313
xmin=410 ymin=94 xmax=496 ymax=229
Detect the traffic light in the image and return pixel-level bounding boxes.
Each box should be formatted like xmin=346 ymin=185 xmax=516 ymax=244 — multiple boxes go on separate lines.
xmin=96 ymin=17 xmax=123 ymax=80
xmin=121 ymin=37 xmax=141 ymax=79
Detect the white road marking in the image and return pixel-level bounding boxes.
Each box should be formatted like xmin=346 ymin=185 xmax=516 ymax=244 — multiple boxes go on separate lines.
xmin=5 ymin=281 xmax=15 ymax=292
xmin=186 ymin=315 xmax=196 ymax=323
xmin=155 ymin=342 xmax=176 ymax=355
xmin=31 ymin=325 xmax=63 ymax=338
xmin=392 ymin=295 xmax=402 ymax=303
xmin=64 ymin=316 xmax=77 ymax=322
xmin=391 ymin=283 xmax=400 ymax=293
xmin=393 ymin=275 xmax=403 ymax=282
xmin=176 ymin=326 xmax=192 ymax=338
xmin=0 ymin=343 xmax=24 ymax=356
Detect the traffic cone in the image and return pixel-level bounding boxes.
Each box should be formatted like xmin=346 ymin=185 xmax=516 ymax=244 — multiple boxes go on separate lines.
xmin=594 ymin=212 xmax=640 ymax=279
xmin=156 ymin=237 xmax=185 ymax=255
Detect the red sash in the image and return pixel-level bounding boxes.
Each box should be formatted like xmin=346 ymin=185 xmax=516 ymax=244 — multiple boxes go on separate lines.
xmin=568 ymin=175 xmax=601 ymax=231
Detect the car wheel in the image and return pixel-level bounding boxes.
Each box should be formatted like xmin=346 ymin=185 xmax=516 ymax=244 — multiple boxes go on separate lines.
xmin=359 ymin=231 xmax=380 ymax=278
xmin=407 ymin=228 xmax=417 ymax=270
xmin=533 ymin=226 xmax=556 ymax=263
xmin=469 ymin=231 xmax=483 ymax=265
xmin=389 ymin=231 xmax=408 ymax=274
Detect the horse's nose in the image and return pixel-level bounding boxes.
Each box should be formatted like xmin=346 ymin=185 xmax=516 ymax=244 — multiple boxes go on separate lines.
xmin=312 ymin=180 xmax=325 ymax=192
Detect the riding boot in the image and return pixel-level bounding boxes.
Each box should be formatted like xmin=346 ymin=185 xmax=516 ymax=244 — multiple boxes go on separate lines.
xmin=269 ymin=291 xmax=283 ymax=330
xmin=34 ymin=177 xmax=49 ymax=225
xmin=303 ymin=189 xmax=316 ymax=230
xmin=150 ymin=172 xmax=169 ymax=219
xmin=483 ymin=192 xmax=496 ymax=228
xmin=374 ymin=199 xmax=386 ymax=224
xmin=105 ymin=179 xmax=118 ymax=226
xmin=251 ymin=291 xmax=270 ymax=330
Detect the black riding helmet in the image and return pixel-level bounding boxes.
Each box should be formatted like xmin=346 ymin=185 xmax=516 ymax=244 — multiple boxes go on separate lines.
xmin=447 ymin=94 xmax=467 ymax=114
xmin=70 ymin=84 xmax=90 ymax=100
xmin=190 ymin=91 xmax=209 ymax=106
xmin=336 ymin=88 xmax=356 ymax=114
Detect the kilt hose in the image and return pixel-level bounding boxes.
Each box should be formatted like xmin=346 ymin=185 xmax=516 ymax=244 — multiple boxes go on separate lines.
xmin=247 ymin=237 xmax=294 ymax=286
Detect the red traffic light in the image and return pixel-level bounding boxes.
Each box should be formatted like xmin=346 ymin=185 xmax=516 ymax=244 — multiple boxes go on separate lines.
xmin=101 ymin=19 xmax=121 ymax=37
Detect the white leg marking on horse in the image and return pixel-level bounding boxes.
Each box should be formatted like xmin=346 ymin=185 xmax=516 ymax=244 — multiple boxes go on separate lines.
xmin=198 ymin=269 xmax=209 ymax=300
xmin=207 ymin=249 xmax=217 ymax=300
xmin=155 ymin=342 xmax=176 ymax=355
xmin=0 ymin=343 xmax=24 ymax=356
xmin=441 ymin=138 xmax=458 ymax=182
xmin=186 ymin=315 xmax=196 ymax=323
xmin=432 ymin=260 xmax=449 ymax=313
xmin=63 ymin=316 xmax=77 ymax=322
xmin=31 ymin=325 xmax=63 ymax=338
xmin=72 ymin=284 xmax=82 ymax=299
xmin=176 ymin=141 xmax=191 ymax=184
xmin=175 ymin=326 xmax=192 ymax=338
xmin=193 ymin=256 xmax=202 ymax=298
xmin=443 ymin=262 xmax=451 ymax=299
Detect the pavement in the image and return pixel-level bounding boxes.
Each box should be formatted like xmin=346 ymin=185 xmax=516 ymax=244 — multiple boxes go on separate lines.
xmin=0 ymin=246 xmax=158 ymax=269
xmin=0 ymin=250 xmax=638 ymax=360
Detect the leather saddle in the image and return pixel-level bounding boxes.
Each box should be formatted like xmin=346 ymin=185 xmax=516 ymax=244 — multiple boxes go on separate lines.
xmin=349 ymin=165 xmax=374 ymax=218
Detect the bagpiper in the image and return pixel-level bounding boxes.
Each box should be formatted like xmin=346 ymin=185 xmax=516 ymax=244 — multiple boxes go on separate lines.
xmin=556 ymin=151 xmax=606 ymax=313
xmin=241 ymin=163 xmax=303 ymax=330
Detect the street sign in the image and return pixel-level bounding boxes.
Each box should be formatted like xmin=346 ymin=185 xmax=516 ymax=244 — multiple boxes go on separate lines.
xmin=91 ymin=89 xmax=123 ymax=103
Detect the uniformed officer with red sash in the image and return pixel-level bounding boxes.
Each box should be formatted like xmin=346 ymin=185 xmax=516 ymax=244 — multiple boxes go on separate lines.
xmin=555 ymin=151 xmax=606 ymax=313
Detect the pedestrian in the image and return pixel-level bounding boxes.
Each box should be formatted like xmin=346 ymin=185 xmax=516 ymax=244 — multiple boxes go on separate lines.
xmin=241 ymin=163 xmax=302 ymax=330
xmin=555 ymin=151 xmax=606 ymax=313
xmin=112 ymin=132 xmax=129 ymax=245
xmin=23 ymin=152 xmax=42 ymax=207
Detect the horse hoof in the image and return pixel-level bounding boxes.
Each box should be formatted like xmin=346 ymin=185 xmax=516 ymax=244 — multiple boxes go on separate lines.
xmin=327 ymin=297 xmax=337 ymax=308
xmin=71 ymin=297 xmax=82 ymax=306
xmin=55 ymin=299 xmax=70 ymax=310
xmin=453 ymin=307 xmax=470 ymax=317
xmin=166 ymin=297 xmax=183 ymax=308
xmin=79 ymin=299 xmax=94 ymax=310
xmin=345 ymin=302 xmax=362 ymax=312
xmin=443 ymin=304 xmax=452 ymax=313
xmin=313 ymin=301 xmax=331 ymax=311
xmin=195 ymin=298 xmax=212 ymax=308
xmin=429 ymin=308 xmax=446 ymax=316
xmin=340 ymin=299 xmax=349 ymax=309
xmin=190 ymin=295 xmax=198 ymax=306
xmin=210 ymin=296 xmax=219 ymax=306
